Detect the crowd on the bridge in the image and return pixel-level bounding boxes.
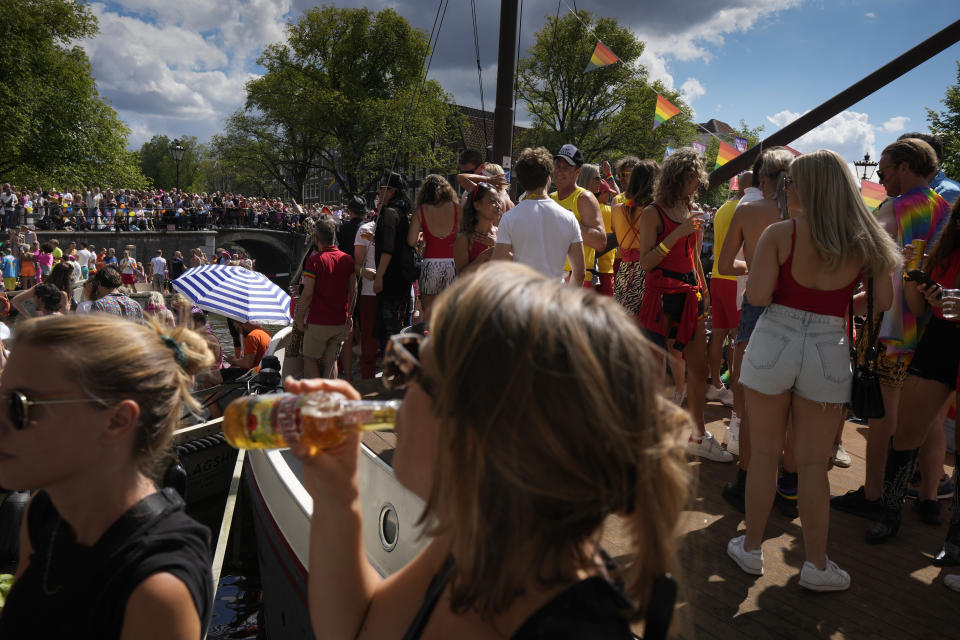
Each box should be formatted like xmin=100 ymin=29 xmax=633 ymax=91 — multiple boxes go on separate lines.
xmin=0 ymin=183 xmax=351 ymax=233
xmin=2 ymin=130 xmax=960 ymax=638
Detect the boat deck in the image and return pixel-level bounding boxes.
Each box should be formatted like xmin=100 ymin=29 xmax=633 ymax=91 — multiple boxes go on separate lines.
xmin=357 ymin=382 xmax=958 ymax=639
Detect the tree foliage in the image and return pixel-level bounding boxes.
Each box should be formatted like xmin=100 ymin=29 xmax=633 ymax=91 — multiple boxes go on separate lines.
xmin=138 ymin=135 xmax=208 ymax=191
xmin=698 ymin=119 xmax=765 ymax=207
xmin=226 ymin=4 xmax=460 ymax=199
xmin=516 ymin=10 xmax=695 ymax=163
xmin=927 ymin=60 xmax=960 ymax=178
xmin=0 ymin=0 xmax=145 ymax=188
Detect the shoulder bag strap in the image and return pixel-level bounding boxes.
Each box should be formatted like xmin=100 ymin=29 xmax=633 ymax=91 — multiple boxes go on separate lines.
xmin=865 ymin=277 xmax=879 ymax=372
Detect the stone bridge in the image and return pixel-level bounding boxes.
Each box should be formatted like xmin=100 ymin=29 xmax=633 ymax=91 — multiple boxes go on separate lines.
xmin=34 ymin=229 xmax=311 ymax=289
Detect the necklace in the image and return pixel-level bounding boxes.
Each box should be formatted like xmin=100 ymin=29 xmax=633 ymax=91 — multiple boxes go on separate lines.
xmin=42 ymin=516 xmax=63 ymax=596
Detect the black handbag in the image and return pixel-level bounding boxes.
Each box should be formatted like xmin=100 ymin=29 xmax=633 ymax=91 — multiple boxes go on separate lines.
xmin=849 ymin=277 xmax=885 ymax=419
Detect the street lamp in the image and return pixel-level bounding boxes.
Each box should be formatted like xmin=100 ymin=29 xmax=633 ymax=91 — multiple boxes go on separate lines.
xmin=853 ymin=153 xmax=878 ymax=181
xmin=170 ymin=140 xmax=185 ymax=191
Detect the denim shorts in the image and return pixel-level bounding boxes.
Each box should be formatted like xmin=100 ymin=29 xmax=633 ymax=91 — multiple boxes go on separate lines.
xmin=738 ymin=304 xmax=852 ymax=404
xmin=735 ymin=299 xmax=765 ymax=345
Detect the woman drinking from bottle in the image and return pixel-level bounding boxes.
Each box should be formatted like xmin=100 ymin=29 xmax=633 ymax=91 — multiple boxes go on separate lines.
xmin=290 ymin=261 xmax=693 ymax=640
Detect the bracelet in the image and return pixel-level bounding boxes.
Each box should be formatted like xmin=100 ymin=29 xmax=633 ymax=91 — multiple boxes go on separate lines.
xmin=653 ymin=244 xmax=668 ymax=257
xmin=605 ymin=174 xmax=614 ymax=181
xmin=657 ymin=242 xmax=670 ymax=255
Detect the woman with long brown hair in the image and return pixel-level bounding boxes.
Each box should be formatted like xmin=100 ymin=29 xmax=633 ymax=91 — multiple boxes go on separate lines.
xmin=408 ymin=174 xmax=459 ymax=322
xmin=453 ymin=181 xmax=502 ymax=276
xmin=612 ymin=159 xmax=660 ymax=315
xmin=292 ymin=262 xmax=693 ymax=639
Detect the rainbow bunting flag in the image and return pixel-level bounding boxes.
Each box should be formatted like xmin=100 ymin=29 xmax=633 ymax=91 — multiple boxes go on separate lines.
xmin=653 ymin=94 xmax=681 ymax=129
xmin=714 ymin=141 xmax=740 ymax=169
xmin=584 ymin=41 xmax=619 ymax=72
xmin=328 ymin=175 xmax=338 ymax=189
xmin=860 ymin=180 xmax=886 ymax=211
xmin=730 ymin=175 xmax=740 ymax=191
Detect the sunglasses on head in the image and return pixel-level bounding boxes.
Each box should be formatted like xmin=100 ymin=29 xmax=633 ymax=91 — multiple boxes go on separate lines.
xmin=473 ymin=182 xmax=495 ymax=199
xmin=382 ymin=334 xmax=434 ymax=397
xmin=3 ymin=389 xmax=109 ymax=431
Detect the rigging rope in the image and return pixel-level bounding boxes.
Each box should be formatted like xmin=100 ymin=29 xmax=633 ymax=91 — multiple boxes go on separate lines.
xmin=470 ymin=0 xmax=489 ymax=158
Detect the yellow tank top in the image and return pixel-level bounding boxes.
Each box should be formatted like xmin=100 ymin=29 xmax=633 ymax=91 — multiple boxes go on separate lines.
xmin=551 ymin=186 xmax=592 ymax=280
xmin=597 ymin=202 xmax=614 ymax=274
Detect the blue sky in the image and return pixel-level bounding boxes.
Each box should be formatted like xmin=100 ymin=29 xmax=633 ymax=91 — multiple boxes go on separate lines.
xmin=82 ymin=1 xmax=960 ymax=175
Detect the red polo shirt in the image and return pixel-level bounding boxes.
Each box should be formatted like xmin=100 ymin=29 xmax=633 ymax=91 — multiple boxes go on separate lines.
xmin=303 ymin=246 xmax=355 ymax=325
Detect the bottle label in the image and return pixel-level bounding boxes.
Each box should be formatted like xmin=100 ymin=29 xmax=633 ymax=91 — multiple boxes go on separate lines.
xmin=274 ymin=394 xmax=303 ymax=444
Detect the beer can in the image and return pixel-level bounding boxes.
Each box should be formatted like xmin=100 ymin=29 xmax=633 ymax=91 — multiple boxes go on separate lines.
xmin=907 ymin=239 xmax=926 ymax=271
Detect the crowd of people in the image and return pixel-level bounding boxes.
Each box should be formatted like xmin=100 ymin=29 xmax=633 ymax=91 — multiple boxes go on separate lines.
xmin=0 ymin=184 xmax=338 ymax=233
xmin=1 ymin=130 xmax=960 ymax=638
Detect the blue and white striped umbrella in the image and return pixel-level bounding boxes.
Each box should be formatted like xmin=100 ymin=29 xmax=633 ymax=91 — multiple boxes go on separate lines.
xmin=173 ymin=265 xmax=291 ymax=325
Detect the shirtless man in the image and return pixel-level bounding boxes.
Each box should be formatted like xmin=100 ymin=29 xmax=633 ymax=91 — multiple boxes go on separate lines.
xmin=717 ymin=147 xmax=796 ymax=512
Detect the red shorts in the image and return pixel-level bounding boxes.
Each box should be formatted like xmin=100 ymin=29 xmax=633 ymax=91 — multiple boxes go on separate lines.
xmin=121 ymin=273 xmax=136 ymax=285
xmin=710 ymin=277 xmax=740 ymax=330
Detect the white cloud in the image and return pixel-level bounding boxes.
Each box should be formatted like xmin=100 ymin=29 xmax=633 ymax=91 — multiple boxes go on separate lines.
xmin=633 ymin=1 xmax=801 ymax=92
xmin=882 ymin=116 xmax=910 ymax=132
xmin=84 ymin=1 xmax=291 ymax=146
xmin=865 ymin=12 xmax=876 ymax=19
xmin=765 ymin=109 xmax=877 ymax=166
xmin=680 ymin=78 xmax=706 ymax=102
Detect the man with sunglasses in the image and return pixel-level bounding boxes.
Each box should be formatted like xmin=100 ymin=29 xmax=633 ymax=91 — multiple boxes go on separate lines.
xmin=833 ymin=137 xmax=951 ymax=522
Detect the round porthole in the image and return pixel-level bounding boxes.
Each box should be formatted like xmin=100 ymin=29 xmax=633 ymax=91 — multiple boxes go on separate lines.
xmin=379 ymin=503 xmax=399 ymax=551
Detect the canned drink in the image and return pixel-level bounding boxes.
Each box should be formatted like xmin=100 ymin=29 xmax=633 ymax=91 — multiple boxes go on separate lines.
xmin=907 ymin=239 xmax=926 ymax=271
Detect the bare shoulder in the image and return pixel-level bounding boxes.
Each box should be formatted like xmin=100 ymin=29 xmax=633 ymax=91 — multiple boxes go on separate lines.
xmin=121 ymin=572 xmax=201 ymax=640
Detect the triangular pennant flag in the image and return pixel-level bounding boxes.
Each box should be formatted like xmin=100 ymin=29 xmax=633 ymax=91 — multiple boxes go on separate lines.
xmin=653 ymin=94 xmax=681 ymax=129
xmin=860 ymin=180 xmax=887 ymax=211
xmin=715 ymin=141 xmax=740 ymax=169
xmin=584 ymin=41 xmax=619 ymax=72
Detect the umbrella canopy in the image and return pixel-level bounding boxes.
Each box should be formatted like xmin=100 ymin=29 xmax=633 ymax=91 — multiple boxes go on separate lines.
xmin=173 ymin=265 xmax=291 ymax=325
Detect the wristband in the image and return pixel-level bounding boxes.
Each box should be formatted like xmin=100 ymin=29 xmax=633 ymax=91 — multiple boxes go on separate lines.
xmin=657 ymin=242 xmax=670 ymax=255
xmin=605 ymin=175 xmax=614 ymax=181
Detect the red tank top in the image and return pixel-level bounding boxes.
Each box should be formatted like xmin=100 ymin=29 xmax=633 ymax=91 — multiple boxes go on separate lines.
xmin=469 ymin=240 xmax=489 ymax=262
xmin=420 ymin=204 xmax=459 ymax=260
xmin=652 ymin=204 xmax=696 ymax=274
xmin=772 ymin=220 xmax=860 ymax=317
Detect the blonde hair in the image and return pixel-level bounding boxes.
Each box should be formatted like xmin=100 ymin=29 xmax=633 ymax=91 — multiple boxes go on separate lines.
xmin=576 ymin=163 xmax=600 ymax=190
xmin=654 ymin=148 xmax=707 ymax=208
xmin=422 ymin=263 xmax=693 ymax=618
xmin=12 ymin=314 xmax=214 ymax=479
xmin=759 ymin=148 xmax=796 ymax=218
xmin=791 ymin=149 xmax=901 ymax=275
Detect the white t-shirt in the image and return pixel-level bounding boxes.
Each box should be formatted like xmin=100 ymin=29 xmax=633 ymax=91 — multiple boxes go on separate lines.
xmin=76 ymin=249 xmax=91 ymax=269
xmin=354 ymin=221 xmax=376 ymax=297
xmin=150 ymin=256 xmax=167 ymax=276
xmin=495 ymin=197 xmax=582 ymax=280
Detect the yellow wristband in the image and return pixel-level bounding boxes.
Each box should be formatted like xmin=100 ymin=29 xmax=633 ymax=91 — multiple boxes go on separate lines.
xmin=657 ymin=242 xmax=670 ymax=255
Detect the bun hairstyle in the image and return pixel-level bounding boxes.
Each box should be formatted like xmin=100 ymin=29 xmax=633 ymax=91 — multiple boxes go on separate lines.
xmin=422 ymin=262 xmax=693 ymax=618
xmin=12 ymin=314 xmax=214 ymax=479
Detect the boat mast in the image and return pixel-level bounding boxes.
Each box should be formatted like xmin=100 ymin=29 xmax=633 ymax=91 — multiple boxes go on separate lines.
xmin=492 ymin=0 xmax=519 ymax=172
xmin=709 ymin=18 xmax=960 ymax=189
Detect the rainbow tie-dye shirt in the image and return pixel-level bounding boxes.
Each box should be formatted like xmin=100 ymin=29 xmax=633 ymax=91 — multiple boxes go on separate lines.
xmin=879 ymin=186 xmax=950 ymax=357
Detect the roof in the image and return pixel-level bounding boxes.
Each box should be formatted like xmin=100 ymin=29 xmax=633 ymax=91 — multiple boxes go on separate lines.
xmin=453 ymin=105 xmax=527 ymax=160
xmin=697 ymin=118 xmax=736 ymax=135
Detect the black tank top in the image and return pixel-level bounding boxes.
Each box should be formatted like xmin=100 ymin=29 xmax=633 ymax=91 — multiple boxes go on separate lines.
xmin=0 ymin=488 xmax=213 ymax=639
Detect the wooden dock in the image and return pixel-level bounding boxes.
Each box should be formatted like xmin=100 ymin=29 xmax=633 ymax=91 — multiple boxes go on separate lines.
xmin=359 ymin=382 xmax=959 ymax=639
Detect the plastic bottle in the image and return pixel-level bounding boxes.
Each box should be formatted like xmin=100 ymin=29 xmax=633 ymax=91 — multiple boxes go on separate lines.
xmin=223 ymin=391 xmax=399 ymax=451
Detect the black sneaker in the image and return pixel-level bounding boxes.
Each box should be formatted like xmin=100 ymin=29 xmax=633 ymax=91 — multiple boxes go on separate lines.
xmin=830 ymin=486 xmax=882 ymax=520
xmin=774 ymin=492 xmax=799 ymax=519
xmin=913 ymin=499 xmax=941 ymax=525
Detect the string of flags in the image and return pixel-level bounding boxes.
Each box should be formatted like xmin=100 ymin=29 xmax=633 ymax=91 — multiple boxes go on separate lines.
xmin=653 ymin=94 xmax=681 ymax=129
xmin=584 ymin=41 xmax=619 ymax=72
xmin=715 ymin=141 xmax=740 ymax=169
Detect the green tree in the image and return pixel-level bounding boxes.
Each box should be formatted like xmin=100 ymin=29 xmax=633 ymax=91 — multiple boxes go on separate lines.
xmin=516 ymin=10 xmax=695 ymax=162
xmin=0 ymin=0 xmax=145 ymax=188
xmin=699 ymin=120 xmax=765 ymax=208
xmin=138 ymin=135 xmax=205 ymax=190
xmin=228 ymin=4 xmax=459 ymax=199
xmin=927 ymin=60 xmax=960 ymax=178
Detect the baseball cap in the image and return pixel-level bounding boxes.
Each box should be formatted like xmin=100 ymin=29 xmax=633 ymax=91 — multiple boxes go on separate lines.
xmin=555 ymin=144 xmax=584 ymax=167
xmin=595 ymin=178 xmax=615 ymax=195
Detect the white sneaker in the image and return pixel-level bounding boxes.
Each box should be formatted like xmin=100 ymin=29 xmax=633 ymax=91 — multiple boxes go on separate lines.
xmin=727 ymin=535 xmax=763 ymax=575
xmin=706 ymin=384 xmax=734 ymax=407
xmin=798 ymin=558 xmax=850 ymax=592
xmin=944 ymin=574 xmax=960 ymax=592
xmin=831 ymin=444 xmax=851 ymax=468
xmin=688 ymin=431 xmax=734 ymax=462
xmin=727 ymin=415 xmax=741 ymax=456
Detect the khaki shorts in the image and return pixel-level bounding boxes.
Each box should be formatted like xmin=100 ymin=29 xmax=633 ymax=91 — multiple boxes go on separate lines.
xmin=303 ymin=323 xmax=346 ymax=364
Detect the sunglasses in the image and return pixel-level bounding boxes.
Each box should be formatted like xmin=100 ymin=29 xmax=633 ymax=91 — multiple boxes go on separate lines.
xmin=876 ymin=163 xmax=896 ymax=181
xmin=472 ymin=182 xmax=495 ymax=199
xmin=382 ymin=334 xmax=434 ymax=397
xmin=3 ymin=389 xmax=109 ymax=431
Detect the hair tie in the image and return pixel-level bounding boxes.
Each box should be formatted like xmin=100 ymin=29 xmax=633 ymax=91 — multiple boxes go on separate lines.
xmin=160 ymin=335 xmax=187 ymax=367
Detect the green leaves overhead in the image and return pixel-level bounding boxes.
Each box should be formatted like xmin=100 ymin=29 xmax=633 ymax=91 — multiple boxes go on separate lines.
xmin=927 ymin=60 xmax=960 ymax=179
